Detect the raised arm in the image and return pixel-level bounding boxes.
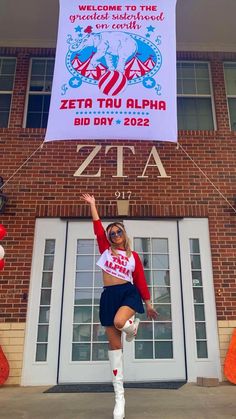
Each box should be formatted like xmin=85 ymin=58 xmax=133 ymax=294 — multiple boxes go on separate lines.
xmin=81 ymin=194 xmax=99 ymax=220
xmin=81 ymin=193 xmax=109 ymax=253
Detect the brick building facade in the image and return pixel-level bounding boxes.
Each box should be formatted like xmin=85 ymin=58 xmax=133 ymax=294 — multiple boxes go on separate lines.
xmin=0 ymin=9 xmax=236 ymax=386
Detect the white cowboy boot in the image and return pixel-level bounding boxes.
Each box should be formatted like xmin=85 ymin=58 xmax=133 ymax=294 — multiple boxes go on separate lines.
xmin=108 ymin=349 xmax=125 ymax=419
xmin=120 ymin=317 xmax=140 ymax=342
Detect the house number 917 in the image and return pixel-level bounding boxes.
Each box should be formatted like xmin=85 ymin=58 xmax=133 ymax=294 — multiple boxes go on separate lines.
xmin=115 ymin=191 xmax=132 ymax=200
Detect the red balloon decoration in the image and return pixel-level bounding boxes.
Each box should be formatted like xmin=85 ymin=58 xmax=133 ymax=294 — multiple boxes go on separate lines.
xmin=0 ymin=345 xmax=10 ymax=385
xmin=0 ymin=259 xmax=5 ymax=271
xmin=0 ymin=224 xmax=6 ymax=240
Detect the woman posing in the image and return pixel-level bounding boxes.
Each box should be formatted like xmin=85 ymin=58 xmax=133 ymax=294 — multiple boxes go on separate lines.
xmin=82 ymin=194 xmax=158 ymax=419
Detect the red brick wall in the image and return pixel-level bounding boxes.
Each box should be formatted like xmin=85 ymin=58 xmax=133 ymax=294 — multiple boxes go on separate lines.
xmin=0 ymin=48 xmax=235 ymax=322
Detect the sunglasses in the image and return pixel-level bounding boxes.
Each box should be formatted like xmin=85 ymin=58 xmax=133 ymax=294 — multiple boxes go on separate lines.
xmin=110 ymin=229 xmax=123 ymax=238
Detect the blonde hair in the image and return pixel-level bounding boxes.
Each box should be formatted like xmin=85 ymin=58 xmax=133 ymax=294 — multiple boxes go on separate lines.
xmin=106 ymin=223 xmax=132 ymax=258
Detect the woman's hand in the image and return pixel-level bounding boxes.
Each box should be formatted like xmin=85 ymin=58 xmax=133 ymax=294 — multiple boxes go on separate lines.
xmin=81 ymin=194 xmax=99 ymax=221
xmin=145 ymin=302 xmax=158 ymax=320
xmin=81 ymin=193 xmax=96 ymax=206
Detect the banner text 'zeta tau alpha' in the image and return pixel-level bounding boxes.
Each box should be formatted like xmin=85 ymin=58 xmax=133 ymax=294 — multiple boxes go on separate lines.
xmin=45 ymin=0 xmax=178 ymax=142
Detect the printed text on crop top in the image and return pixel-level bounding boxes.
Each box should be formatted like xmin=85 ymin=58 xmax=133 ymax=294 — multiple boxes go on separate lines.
xmin=93 ymin=219 xmax=150 ymax=301
xmin=97 ymin=249 xmax=135 ymax=282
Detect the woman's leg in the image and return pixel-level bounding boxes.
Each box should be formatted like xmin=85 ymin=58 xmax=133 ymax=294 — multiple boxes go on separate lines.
xmin=106 ymin=327 xmax=125 ymax=419
xmin=113 ymin=305 xmax=135 ymax=329
xmin=106 ymin=326 xmax=122 ymax=350
xmin=114 ymin=306 xmax=140 ymax=342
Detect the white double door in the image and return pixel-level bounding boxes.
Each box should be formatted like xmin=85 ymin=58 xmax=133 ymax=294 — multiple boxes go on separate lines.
xmin=59 ymin=220 xmax=186 ymax=383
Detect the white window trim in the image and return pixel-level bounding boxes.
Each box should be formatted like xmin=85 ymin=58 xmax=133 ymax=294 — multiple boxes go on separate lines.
xmin=0 ymin=56 xmax=17 ymax=128
xmin=23 ymin=57 xmax=55 ymax=128
xmin=177 ymin=60 xmax=217 ymax=130
xmin=223 ymin=61 xmax=236 ymax=131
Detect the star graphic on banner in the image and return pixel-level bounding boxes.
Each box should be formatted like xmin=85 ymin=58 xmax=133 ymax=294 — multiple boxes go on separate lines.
xmin=75 ymin=26 xmax=83 ymax=33
xmin=72 ymin=79 xmax=81 ymax=86
xmin=116 ymin=120 xmax=122 ymax=124
xmin=146 ymin=33 xmax=151 ymax=38
xmin=143 ymin=77 xmax=156 ymax=89
xmin=147 ymin=25 xmax=155 ymax=32
xmin=145 ymin=79 xmax=155 ymax=87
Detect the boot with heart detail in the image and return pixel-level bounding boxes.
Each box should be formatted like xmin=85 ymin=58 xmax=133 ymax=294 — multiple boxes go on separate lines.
xmin=108 ymin=349 xmax=125 ymax=419
xmin=119 ymin=317 xmax=140 ymax=342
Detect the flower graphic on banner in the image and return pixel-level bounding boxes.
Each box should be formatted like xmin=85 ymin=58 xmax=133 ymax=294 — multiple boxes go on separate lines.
xmin=65 ymin=28 xmax=162 ymax=96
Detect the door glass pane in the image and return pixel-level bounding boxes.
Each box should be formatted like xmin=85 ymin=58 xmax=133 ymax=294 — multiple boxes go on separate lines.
xmin=94 ymin=288 xmax=102 ymax=304
xmin=153 ymin=287 xmax=171 ymax=303
xmin=197 ymin=341 xmax=208 ymax=358
xmin=72 ymin=238 xmax=108 ymax=362
xmin=134 ymin=238 xmax=151 ymax=253
xmin=190 ymin=239 xmax=200 ymax=253
xmin=144 ymin=270 xmax=152 ymax=285
xmin=39 ymin=307 xmax=50 ymax=323
xmin=92 ymin=343 xmax=109 ymax=361
xmin=189 ymin=238 xmax=208 ymax=358
xmin=192 ymin=271 xmax=202 ymax=286
xmin=92 ymin=324 xmax=107 ymax=341
xmin=93 ymin=306 xmax=100 ymax=323
xmin=194 ymin=305 xmax=205 ymax=321
xmin=153 ymin=270 xmax=170 ymax=286
xmin=72 ymin=343 xmax=90 ymax=361
xmin=77 ymin=239 xmax=94 ymax=254
xmin=155 ymin=342 xmax=173 ymax=359
xmin=37 ymin=325 xmax=49 ymax=342
xmin=43 ymin=256 xmax=54 ymax=270
xmin=136 ymin=323 xmax=153 ymax=340
xmin=139 ymin=254 xmax=151 ymax=269
xmin=35 ymin=239 xmax=55 ymax=363
xmin=74 ymin=289 xmax=92 ymax=305
xmin=134 ymin=235 xmax=173 ymax=360
xmin=75 ymin=272 xmax=93 ymax=287
xmin=36 ymin=344 xmax=47 ymax=362
xmin=152 ymin=255 xmax=169 ymax=269
xmin=154 ymin=323 xmax=172 ymax=339
xmin=40 ymin=289 xmax=51 ymax=305
xmin=196 ymin=322 xmax=206 ymax=339
xmin=135 ymin=342 xmax=153 ymax=359
xmin=76 ymin=255 xmax=93 ymax=270
xmin=154 ymin=304 xmax=171 ymax=321
xmin=74 ymin=306 xmax=92 ymax=323
xmin=45 ymin=240 xmax=55 ymax=254
xmin=152 ymin=238 xmax=168 ymax=253
xmin=191 ymin=254 xmax=201 ymax=269
xmin=42 ymin=272 xmax=53 ymax=288
xmin=95 ymin=271 xmax=103 ymax=287
xmin=73 ymin=325 xmax=91 ymax=342
xmin=193 ymin=288 xmax=204 ymax=303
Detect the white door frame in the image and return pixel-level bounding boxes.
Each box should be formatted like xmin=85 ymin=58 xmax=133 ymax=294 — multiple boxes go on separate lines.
xmin=22 ymin=217 xmax=222 ymax=385
xmin=123 ymin=220 xmax=186 ymax=381
xmin=21 ymin=219 xmax=67 ymax=385
xmin=178 ymin=218 xmax=222 ymax=381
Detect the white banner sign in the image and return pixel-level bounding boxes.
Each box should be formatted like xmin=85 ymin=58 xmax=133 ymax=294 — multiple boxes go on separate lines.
xmin=45 ymin=0 xmax=177 ymax=142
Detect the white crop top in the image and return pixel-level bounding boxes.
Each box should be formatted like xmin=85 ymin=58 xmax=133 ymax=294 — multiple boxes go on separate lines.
xmin=96 ymin=248 xmax=135 ymax=282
